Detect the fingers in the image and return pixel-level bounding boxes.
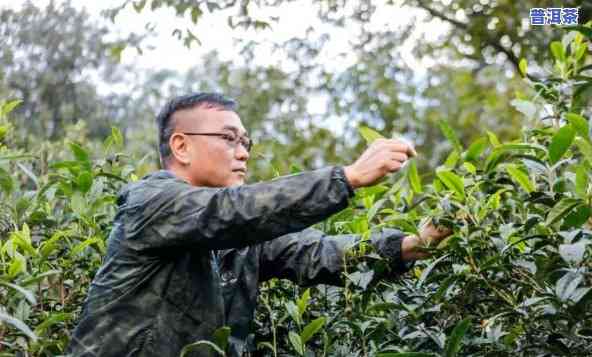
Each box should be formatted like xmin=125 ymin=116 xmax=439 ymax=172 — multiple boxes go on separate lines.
xmin=373 ymin=138 xmax=417 ymax=157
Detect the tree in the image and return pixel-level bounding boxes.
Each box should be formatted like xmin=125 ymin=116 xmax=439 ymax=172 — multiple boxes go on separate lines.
xmin=0 ymin=1 xmax=142 ymax=140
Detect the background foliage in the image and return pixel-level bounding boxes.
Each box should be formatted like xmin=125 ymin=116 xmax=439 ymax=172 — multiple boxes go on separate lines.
xmin=0 ymin=1 xmax=591 ymax=356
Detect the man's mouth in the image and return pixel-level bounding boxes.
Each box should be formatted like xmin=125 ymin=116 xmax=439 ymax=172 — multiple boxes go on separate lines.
xmin=232 ymin=168 xmax=247 ymax=174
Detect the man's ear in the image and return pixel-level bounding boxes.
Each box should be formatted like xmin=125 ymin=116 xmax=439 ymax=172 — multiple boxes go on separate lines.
xmin=169 ymin=133 xmax=191 ymax=165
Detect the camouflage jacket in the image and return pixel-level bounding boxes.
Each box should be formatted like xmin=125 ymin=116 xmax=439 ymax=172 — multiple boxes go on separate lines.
xmin=67 ymin=166 xmax=409 ymax=357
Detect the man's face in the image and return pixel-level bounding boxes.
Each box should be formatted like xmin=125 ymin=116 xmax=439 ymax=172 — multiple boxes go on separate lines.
xmin=171 ymin=105 xmax=250 ymax=187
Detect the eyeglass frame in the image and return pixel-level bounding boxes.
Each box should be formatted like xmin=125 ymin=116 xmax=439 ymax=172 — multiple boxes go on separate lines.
xmin=180 ymin=132 xmax=253 ymax=152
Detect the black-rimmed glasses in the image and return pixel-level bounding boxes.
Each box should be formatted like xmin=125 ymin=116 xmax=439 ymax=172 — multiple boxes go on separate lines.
xmin=181 ymin=132 xmax=252 ymax=152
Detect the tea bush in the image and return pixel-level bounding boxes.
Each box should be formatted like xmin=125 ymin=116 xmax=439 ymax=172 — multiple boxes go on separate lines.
xmin=252 ymin=26 xmax=592 ymax=357
xmin=0 ymin=26 xmax=590 ymax=357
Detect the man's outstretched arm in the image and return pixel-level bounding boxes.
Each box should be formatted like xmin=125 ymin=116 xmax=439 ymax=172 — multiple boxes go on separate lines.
xmin=121 ymin=138 xmax=415 ymax=252
xmin=257 ymin=224 xmax=451 ymax=286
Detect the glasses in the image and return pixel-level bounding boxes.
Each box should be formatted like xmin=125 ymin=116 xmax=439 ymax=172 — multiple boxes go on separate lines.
xmin=181 ymin=132 xmax=252 ymax=152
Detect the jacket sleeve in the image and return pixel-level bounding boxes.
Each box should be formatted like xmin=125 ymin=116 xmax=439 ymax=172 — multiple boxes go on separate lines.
xmin=121 ymin=166 xmax=354 ymax=251
xmin=258 ymin=227 xmax=412 ymax=286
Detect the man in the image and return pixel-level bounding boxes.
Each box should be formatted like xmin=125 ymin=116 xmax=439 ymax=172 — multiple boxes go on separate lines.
xmin=67 ymin=93 xmax=450 ymax=356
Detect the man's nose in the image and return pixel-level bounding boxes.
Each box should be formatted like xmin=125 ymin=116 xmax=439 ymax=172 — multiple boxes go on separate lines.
xmin=235 ymin=144 xmax=250 ymax=161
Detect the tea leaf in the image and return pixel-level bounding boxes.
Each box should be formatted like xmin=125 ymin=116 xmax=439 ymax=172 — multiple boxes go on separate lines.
xmin=436 ymin=169 xmax=465 ymax=201
xmin=213 ymin=326 xmax=231 ymax=351
xmin=565 ymin=113 xmax=589 ymax=140
xmin=486 ymin=130 xmax=501 ymax=147
xmin=359 ymin=125 xmax=384 ymax=144
xmin=417 ymin=254 xmax=449 ymax=288
xmin=438 ymin=121 xmax=462 ymax=152
xmin=0 ymin=99 xmax=22 ymax=117
xmin=546 ymin=198 xmax=582 ymax=226
xmin=0 ymin=166 xmax=14 ymax=194
xmin=444 ymin=318 xmax=471 ymax=357
xmin=180 ymin=340 xmax=225 ymax=357
xmin=575 ymin=137 xmax=592 ymax=162
xmin=550 ymin=41 xmax=566 ymax=62
xmin=519 ymin=58 xmax=528 ymax=77
xmin=0 ymin=282 xmax=36 ymax=305
xmin=505 ymin=164 xmax=535 ymax=193
xmin=559 ymin=242 xmax=588 ymax=265
xmin=0 ymin=311 xmax=37 ymax=341
xmin=297 ymin=288 xmax=310 ymax=317
xmin=301 ymin=317 xmax=326 ymax=344
xmin=575 ymin=164 xmax=589 ymax=198
xmin=407 ymin=160 xmax=422 ymax=193
xmin=288 ymin=331 xmax=304 ymax=355
xmin=465 ymin=137 xmax=488 ymax=161
xmin=34 ymin=312 xmax=70 ymax=336
xmin=555 ymin=272 xmax=582 ymax=302
xmin=549 ymin=124 xmax=576 ymax=164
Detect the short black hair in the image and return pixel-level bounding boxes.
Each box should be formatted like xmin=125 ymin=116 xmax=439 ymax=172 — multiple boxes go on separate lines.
xmin=156 ymin=92 xmax=238 ymax=167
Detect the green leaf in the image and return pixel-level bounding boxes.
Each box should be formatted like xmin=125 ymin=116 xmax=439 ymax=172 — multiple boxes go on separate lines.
xmin=438 ymin=121 xmax=462 ymax=152
xmin=180 ymin=340 xmax=225 ymax=357
xmin=109 ymin=43 xmax=126 ymax=62
xmin=71 ymin=237 xmax=103 ymax=256
xmin=519 ymin=58 xmax=528 ymax=77
xmin=76 ymin=171 xmax=93 ymax=193
xmin=69 ymin=142 xmax=91 ymax=170
xmin=565 ymin=113 xmax=589 ymax=139
xmin=288 ymin=331 xmax=304 ymax=356
xmin=444 ymin=318 xmax=471 ymax=357
xmin=546 ymin=198 xmax=583 ymax=226
xmin=575 ymin=137 xmax=592 ymax=162
xmin=564 ymin=204 xmax=591 ymax=228
xmin=8 ymin=254 xmax=26 ymax=277
xmin=34 ymin=312 xmax=70 ymax=336
xmin=436 ymin=170 xmax=465 ymax=201
xmin=108 ymin=126 xmax=124 ymax=148
xmin=212 ymin=326 xmax=231 ymax=351
xmin=285 ymin=301 xmax=301 ymax=325
xmin=301 ymin=317 xmax=326 ymax=344
xmin=407 ymin=160 xmax=422 ymax=193
xmin=555 ymin=272 xmax=582 ymax=302
xmin=575 ymin=164 xmax=589 ymax=198
xmin=1 ymin=99 xmax=22 ymax=117
xmin=486 ymin=130 xmax=501 ymax=147
xmin=464 ymin=137 xmax=488 ymax=161
xmin=443 ymin=150 xmax=460 ymax=168
xmin=550 ymin=41 xmax=566 ymax=62
xmin=493 ymin=143 xmax=547 ymax=154
xmin=505 ymin=164 xmax=535 ymax=193
xmin=549 ymin=124 xmax=576 ymax=164
xmin=0 ymin=282 xmax=36 ymax=305
xmin=191 ymin=7 xmax=203 ymax=23
xmin=358 ymin=125 xmax=384 ymax=144
xmin=297 ymin=288 xmax=310 ymax=317
xmin=0 ymin=166 xmax=14 ymax=194
xmin=559 ymin=242 xmax=588 ymax=265
xmin=417 ymin=254 xmax=449 ymax=288
xmin=0 ymin=311 xmax=37 ymax=341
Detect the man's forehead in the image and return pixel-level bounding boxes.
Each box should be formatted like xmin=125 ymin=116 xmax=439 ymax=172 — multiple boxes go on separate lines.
xmin=173 ymin=105 xmax=247 ymax=135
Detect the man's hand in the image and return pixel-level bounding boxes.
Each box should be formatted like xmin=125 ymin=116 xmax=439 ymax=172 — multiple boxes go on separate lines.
xmin=344 ymin=138 xmax=417 ymax=189
xmin=401 ymin=221 xmax=452 ymax=261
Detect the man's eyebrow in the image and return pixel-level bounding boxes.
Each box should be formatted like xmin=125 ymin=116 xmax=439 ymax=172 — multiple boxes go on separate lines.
xmin=222 ymin=125 xmax=248 ymax=136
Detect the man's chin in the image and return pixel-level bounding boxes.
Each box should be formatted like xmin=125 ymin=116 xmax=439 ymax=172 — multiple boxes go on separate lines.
xmin=228 ymin=179 xmax=245 ymax=187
